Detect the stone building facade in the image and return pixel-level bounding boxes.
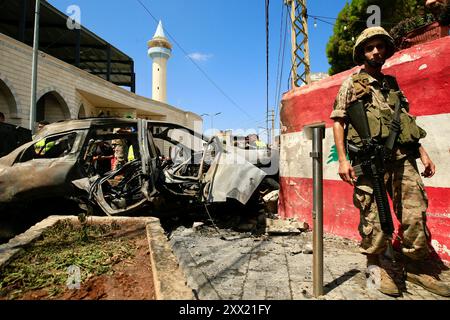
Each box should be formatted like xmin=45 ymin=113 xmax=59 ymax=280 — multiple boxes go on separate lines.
xmin=0 ymin=33 xmax=201 ymax=131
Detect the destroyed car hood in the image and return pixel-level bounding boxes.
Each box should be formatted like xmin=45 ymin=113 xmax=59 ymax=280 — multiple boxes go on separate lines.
xmin=203 ymin=149 xmax=266 ymax=205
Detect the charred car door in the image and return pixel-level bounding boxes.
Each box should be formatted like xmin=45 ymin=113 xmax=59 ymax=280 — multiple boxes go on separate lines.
xmin=147 ymin=121 xmax=267 ymax=205
xmin=201 ymin=137 xmax=267 ymax=205
xmin=85 ymin=120 xmax=158 ymax=215
xmin=140 ymin=119 xmax=159 ymax=199
xmin=0 ymin=130 xmax=84 ymax=203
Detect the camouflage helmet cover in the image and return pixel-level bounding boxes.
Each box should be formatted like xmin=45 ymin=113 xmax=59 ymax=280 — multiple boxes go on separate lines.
xmin=353 ymin=26 xmax=396 ymax=65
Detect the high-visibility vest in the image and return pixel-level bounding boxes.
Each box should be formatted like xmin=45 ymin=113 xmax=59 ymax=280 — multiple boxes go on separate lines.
xmin=34 ymin=139 xmax=55 ymax=155
xmin=128 ymin=145 xmax=135 ymax=162
xmin=255 ymin=140 xmax=266 ymax=149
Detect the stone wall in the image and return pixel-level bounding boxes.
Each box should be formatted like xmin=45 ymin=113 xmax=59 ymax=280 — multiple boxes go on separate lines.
xmin=0 ymin=33 xmax=201 ymax=130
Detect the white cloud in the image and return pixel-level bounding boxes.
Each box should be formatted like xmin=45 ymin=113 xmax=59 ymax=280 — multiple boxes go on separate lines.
xmin=188 ymin=52 xmax=213 ymax=62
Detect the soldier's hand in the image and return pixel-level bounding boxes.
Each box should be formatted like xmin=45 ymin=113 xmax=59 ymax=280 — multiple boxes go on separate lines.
xmin=338 ymin=160 xmax=356 ymax=186
xmin=421 ymin=156 xmax=436 ymax=178
xmin=419 ymin=147 xmax=436 ymax=178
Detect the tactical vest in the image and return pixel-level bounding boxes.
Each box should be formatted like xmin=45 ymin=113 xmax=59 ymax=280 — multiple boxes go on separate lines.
xmin=346 ymin=72 xmax=426 ymax=148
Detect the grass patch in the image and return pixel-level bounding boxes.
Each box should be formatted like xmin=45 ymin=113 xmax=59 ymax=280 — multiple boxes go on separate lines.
xmin=0 ymin=219 xmax=136 ymax=300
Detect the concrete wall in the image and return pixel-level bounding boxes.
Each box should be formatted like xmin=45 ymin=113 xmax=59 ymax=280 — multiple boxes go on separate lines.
xmin=0 ymin=33 xmax=201 ymax=131
xmin=279 ymin=36 xmax=450 ymax=262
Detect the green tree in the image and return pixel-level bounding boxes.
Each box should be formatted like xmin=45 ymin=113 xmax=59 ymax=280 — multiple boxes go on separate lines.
xmin=326 ymin=0 xmax=429 ymax=75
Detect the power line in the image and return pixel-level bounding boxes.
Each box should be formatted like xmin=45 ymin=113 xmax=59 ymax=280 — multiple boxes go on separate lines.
xmin=42 ymin=29 xmax=73 ymax=51
xmin=239 ymin=117 xmax=268 ymax=129
xmin=136 ymin=0 xmax=255 ymax=121
xmin=313 ymin=16 xmax=336 ymax=27
xmin=308 ymin=13 xmax=400 ymax=27
xmin=308 ymin=14 xmax=337 ymax=21
xmin=265 ymin=0 xmax=270 ymax=143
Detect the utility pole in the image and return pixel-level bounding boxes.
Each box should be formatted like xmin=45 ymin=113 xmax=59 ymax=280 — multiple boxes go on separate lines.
xmin=29 ymin=0 xmax=41 ymax=134
xmin=285 ymin=0 xmax=311 ymax=88
xmin=271 ymin=109 xmax=275 ymax=147
xmin=266 ymin=109 xmax=275 ymax=147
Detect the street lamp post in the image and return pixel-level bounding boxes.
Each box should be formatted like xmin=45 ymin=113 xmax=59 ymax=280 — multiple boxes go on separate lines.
xmin=201 ymin=112 xmax=222 ymax=132
xmin=29 ymin=0 xmax=41 ymax=134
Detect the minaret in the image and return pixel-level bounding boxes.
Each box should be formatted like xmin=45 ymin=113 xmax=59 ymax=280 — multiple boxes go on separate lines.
xmin=148 ymin=21 xmax=172 ymax=103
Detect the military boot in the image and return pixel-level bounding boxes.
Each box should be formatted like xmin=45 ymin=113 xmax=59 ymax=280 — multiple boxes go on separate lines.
xmin=366 ymin=254 xmax=402 ymax=297
xmin=405 ymin=259 xmax=450 ymax=297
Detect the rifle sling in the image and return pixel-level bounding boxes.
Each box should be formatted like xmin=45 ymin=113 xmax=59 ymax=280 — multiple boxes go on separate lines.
xmin=384 ymin=97 xmax=402 ymax=154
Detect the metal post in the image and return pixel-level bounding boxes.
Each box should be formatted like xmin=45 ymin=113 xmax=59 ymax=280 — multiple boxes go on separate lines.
xmin=271 ymin=109 xmax=275 ymax=147
xmin=203 ymin=112 xmax=221 ymax=132
xmin=75 ymin=28 xmax=81 ymax=67
xmin=131 ymin=72 xmax=136 ymax=93
xmin=29 ymin=0 xmax=40 ymax=134
xmin=302 ymin=0 xmax=311 ymax=85
xmin=19 ymin=0 xmax=28 ymax=42
xmin=289 ymin=0 xmax=296 ymax=89
xmin=286 ymin=0 xmax=311 ymax=87
xmin=310 ymin=125 xmax=324 ymax=297
xmin=131 ymin=60 xmax=136 ymax=93
xmin=106 ymin=45 xmax=112 ymax=82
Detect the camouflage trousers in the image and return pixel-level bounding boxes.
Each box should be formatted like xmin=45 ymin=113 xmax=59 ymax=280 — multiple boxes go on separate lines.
xmin=353 ymin=156 xmax=430 ymax=260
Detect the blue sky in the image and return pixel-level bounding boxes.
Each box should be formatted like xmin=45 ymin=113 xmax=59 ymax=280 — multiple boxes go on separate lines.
xmin=48 ymin=0 xmax=350 ymax=134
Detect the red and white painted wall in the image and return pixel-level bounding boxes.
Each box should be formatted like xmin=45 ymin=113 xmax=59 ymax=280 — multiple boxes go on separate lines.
xmin=279 ymin=36 xmax=450 ymax=262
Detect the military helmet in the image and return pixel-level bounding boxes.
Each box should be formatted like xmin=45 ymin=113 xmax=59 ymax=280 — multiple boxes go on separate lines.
xmin=353 ymin=26 xmax=396 ymax=65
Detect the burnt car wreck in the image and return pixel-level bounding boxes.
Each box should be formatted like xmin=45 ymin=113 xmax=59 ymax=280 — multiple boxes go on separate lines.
xmin=0 ymin=118 xmax=279 ymax=218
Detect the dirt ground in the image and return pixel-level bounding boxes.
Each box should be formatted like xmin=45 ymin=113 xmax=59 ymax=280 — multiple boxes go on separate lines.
xmin=0 ymin=219 xmax=156 ymax=300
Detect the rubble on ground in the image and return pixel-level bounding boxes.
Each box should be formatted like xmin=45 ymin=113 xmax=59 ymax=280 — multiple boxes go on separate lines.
xmin=265 ymin=217 xmax=309 ymax=235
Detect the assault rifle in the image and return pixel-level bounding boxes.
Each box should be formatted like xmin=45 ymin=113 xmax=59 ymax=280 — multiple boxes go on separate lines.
xmin=346 ymin=98 xmax=401 ymax=261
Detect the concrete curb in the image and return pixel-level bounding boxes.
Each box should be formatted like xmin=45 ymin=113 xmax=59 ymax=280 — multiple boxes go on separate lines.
xmin=146 ymin=218 xmax=194 ymax=300
xmin=0 ymin=215 xmax=194 ymax=300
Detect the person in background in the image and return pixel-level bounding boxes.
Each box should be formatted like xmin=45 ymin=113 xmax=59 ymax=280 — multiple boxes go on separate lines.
xmin=34 ymin=121 xmax=52 ymax=155
xmin=37 ymin=120 xmax=49 ymax=132
xmin=92 ymin=141 xmax=114 ymax=175
xmin=111 ymin=127 xmax=133 ymax=170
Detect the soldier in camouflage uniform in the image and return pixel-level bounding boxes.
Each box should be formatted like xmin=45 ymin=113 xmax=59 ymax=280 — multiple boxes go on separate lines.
xmin=331 ymin=26 xmax=449 ymax=297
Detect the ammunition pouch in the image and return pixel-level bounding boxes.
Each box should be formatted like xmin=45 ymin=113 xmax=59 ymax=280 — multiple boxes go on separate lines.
xmin=347 ymin=73 xmax=426 ymax=148
xmin=398 ymin=109 xmax=427 ymax=145
xmin=347 ymin=105 xmax=383 ymax=148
